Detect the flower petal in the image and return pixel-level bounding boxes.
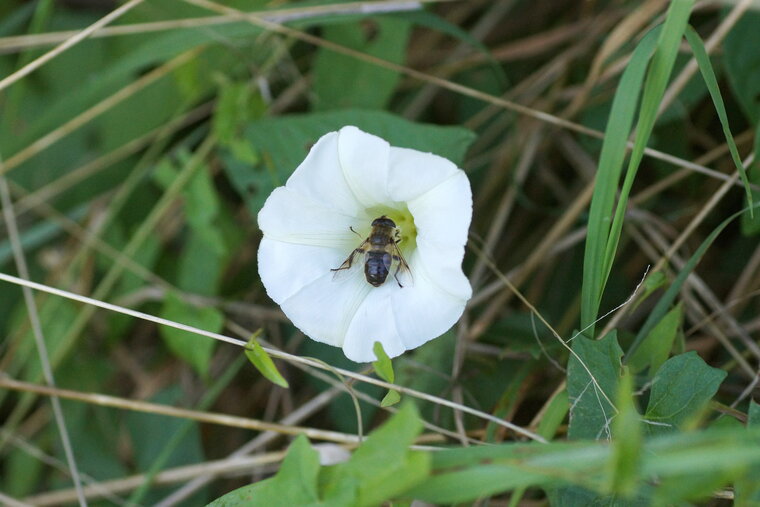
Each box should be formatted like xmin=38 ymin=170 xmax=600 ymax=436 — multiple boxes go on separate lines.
xmin=408 ymin=170 xmax=472 ymax=248
xmin=258 ymin=187 xmax=360 ymax=249
xmin=342 ymin=285 xmax=406 ymax=362
xmin=413 ymin=238 xmax=472 ymax=301
xmin=279 ymin=270 xmax=372 ymax=348
xmin=390 ymin=259 xmax=468 ymax=351
xmin=387 ymin=147 xmax=461 ymax=202
xmin=285 ymin=131 xmax=364 ymax=216
xmin=258 ymin=238 xmax=347 ymax=303
xmin=337 ymin=126 xmax=395 ymax=208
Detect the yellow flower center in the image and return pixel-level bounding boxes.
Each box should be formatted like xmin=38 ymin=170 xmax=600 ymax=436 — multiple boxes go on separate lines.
xmin=365 ymin=205 xmax=418 ymax=256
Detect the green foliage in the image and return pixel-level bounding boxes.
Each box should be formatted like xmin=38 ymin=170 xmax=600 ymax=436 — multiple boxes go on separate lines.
xmin=627 ymin=303 xmax=682 ymax=377
xmin=313 ymin=17 xmax=411 ymax=110
xmin=580 ymin=26 xmax=660 ymax=336
xmin=209 ymin=436 xmax=323 ymax=507
xmin=126 ymin=387 xmax=207 ymax=504
xmin=244 ymin=330 xmax=289 ymax=388
xmin=408 ymin=425 xmax=760 ymax=504
xmin=643 ymin=352 xmax=726 ymax=435
xmin=2 ymin=0 xmax=757 ymax=504
xmin=159 ymin=293 xmax=223 ymax=377
xmin=582 ymin=0 xmax=696 ymax=335
xmin=372 ymin=341 xmax=400 ymax=407
xmin=567 ymin=331 xmax=622 ymax=440
xmin=210 ymin=404 xmax=429 ymax=507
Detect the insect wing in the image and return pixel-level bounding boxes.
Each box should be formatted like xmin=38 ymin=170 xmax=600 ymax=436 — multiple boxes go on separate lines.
xmin=390 ymin=241 xmax=414 ymax=288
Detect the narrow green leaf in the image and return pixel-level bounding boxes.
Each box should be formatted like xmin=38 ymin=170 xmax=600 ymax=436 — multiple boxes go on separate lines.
xmin=536 ymin=389 xmax=569 ymax=439
xmin=580 ymin=27 xmax=660 ymax=335
xmin=683 ymin=25 xmax=753 ymax=215
xmin=244 ymin=331 xmax=289 ymax=388
xmin=596 ymin=0 xmax=696 ymax=333
xmin=643 ymin=351 xmax=726 ymax=435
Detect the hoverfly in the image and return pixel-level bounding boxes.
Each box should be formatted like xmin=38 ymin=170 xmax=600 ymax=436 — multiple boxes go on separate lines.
xmin=331 ymin=216 xmax=412 ymax=288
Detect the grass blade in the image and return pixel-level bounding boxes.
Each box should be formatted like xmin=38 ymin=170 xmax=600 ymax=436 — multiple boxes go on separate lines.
xmin=582 ymin=0 xmax=696 ymax=335
xmin=683 ymin=25 xmax=753 ymax=216
xmin=580 ymin=29 xmax=659 ymax=334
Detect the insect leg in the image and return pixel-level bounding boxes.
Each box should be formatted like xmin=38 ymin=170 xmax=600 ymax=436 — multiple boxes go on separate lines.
xmin=392 ymin=256 xmax=404 ymax=288
xmin=331 ymin=249 xmax=359 ymax=272
xmin=332 ymin=239 xmax=369 ymax=274
xmin=390 ymin=240 xmax=413 ymax=288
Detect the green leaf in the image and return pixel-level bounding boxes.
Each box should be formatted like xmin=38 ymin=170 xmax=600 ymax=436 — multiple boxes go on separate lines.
xmin=627 ymin=303 xmax=681 ymax=376
xmin=372 ymin=342 xmax=398 ymax=405
xmin=380 ymin=389 xmax=401 ymax=407
xmin=372 ymin=341 xmax=395 ymax=383
xmin=567 ymin=331 xmax=622 ymax=440
xmin=327 ymin=403 xmax=429 ymax=507
xmin=683 ymin=25 xmax=752 ymax=215
xmin=235 ymin=110 xmax=476 ymax=219
xmin=313 ymin=17 xmax=410 ymax=110
xmin=244 ymin=331 xmax=289 ymax=388
xmin=213 ymin=80 xmax=267 ymax=146
xmin=208 ymin=435 xmax=322 ymax=506
xmin=643 ymin=351 xmax=726 ymax=435
xmin=159 ymin=293 xmax=223 ymax=377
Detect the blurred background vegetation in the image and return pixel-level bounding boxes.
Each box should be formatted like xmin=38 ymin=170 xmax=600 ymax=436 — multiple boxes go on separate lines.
xmin=0 ymin=0 xmax=759 ymax=504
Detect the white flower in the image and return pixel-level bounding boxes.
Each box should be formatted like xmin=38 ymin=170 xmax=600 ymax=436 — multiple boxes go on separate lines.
xmin=257 ymin=126 xmax=472 ymax=362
